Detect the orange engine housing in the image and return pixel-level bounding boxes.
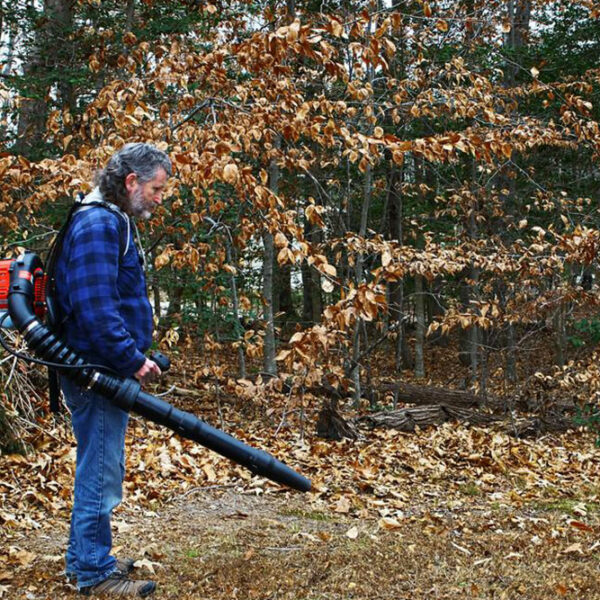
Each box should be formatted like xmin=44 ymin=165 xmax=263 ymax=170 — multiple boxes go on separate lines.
xmin=0 ymin=258 xmax=47 ymax=320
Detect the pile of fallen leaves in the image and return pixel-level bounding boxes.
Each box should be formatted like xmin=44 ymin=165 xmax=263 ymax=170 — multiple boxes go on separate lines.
xmin=2 ymin=333 xmax=600 ymax=600
xmin=3 ymin=390 xmax=600 ymax=598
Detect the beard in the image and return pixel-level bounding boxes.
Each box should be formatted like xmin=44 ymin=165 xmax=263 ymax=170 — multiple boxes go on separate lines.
xmin=127 ymin=186 xmax=152 ymax=220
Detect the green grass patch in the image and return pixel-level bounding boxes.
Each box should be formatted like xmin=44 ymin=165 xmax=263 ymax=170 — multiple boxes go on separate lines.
xmin=280 ymin=508 xmax=335 ymax=522
xmin=532 ymin=499 xmax=600 ymax=514
xmin=458 ymin=482 xmax=481 ymax=497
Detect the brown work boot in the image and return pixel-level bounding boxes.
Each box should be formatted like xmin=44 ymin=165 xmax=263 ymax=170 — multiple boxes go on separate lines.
xmin=66 ymin=558 xmax=136 ymax=583
xmin=79 ymin=571 xmax=156 ymax=597
xmin=115 ymin=558 xmax=136 ymax=575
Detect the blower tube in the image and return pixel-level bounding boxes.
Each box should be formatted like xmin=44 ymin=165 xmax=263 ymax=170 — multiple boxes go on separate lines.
xmin=7 ymin=252 xmax=311 ymax=493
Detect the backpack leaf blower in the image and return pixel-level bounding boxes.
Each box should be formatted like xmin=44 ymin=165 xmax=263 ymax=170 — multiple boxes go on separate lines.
xmin=0 ymin=251 xmax=311 ymax=492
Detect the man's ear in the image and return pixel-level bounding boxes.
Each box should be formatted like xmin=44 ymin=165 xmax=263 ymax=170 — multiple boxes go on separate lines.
xmin=125 ymin=172 xmax=137 ymax=193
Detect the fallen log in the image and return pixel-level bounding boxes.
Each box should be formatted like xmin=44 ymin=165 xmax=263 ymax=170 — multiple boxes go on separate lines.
xmin=366 ymin=381 xmax=496 ymax=409
xmin=358 ymin=405 xmax=500 ymax=432
xmin=357 ymin=406 xmax=576 ymax=438
xmin=508 ymin=413 xmax=576 ymax=437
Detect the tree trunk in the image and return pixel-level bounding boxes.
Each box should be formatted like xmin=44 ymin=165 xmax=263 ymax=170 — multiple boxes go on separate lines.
xmin=506 ymin=322 xmax=517 ymax=383
xmin=15 ymin=0 xmax=75 ymax=155
xmin=316 ymin=398 xmax=358 ymax=441
xmin=50 ymin=0 xmax=75 ymax=114
xmin=414 ymin=274 xmax=426 ymax=378
xmin=221 ymin=229 xmax=246 ymax=378
xmin=125 ymin=0 xmax=136 ymax=31
xmin=505 ymin=0 xmax=532 ymax=85
xmin=359 ymin=404 xmax=499 ymax=432
xmin=349 ymin=159 xmax=372 ymax=403
xmin=262 ymin=143 xmax=280 ymax=377
xmin=386 ymin=160 xmax=412 ymax=371
xmin=262 ymin=230 xmax=277 ymax=376
xmin=167 ymin=284 xmax=184 ymax=318
xmin=359 ymin=406 xmax=573 ymax=439
xmin=468 ymin=270 xmax=481 ymax=385
xmin=497 ymin=0 xmax=530 ymax=383
xmin=0 ymin=22 xmax=17 ymax=142
xmin=366 ymin=380 xmax=488 ymax=408
xmin=301 ymin=258 xmax=314 ymax=325
xmin=274 ymin=262 xmax=295 ymax=325
xmin=302 ymin=218 xmax=322 ymax=325
xmin=149 ymin=247 xmax=161 ymax=320
xmin=286 ymin=0 xmax=295 ymax=20
xmin=553 ymin=301 xmax=567 ymax=368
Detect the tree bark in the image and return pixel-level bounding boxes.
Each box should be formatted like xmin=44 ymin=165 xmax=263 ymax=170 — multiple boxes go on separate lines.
xmin=359 ymin=406 xmax=574 ymax=439
xmin=367 ymin=380 xmax=488 ymax=409
xmin=223 ymin=230 xmax=246 ymax=378
xmin=262 ymin=142 xmax=280 ymax=377
xmin=359 ymin=404 xmax=499 ymax=432
xmin=386 ymin=160 xmax=412 ymax=371
xmin=553 ymin=301 xmax=568 ymax=368
xmin=505 ymin=322 xmax=517 ymax=383
xmin=149 ymin=246 xmax=162 ymax=320
xmin=125 ymin=0 xmax=136 ymax=31
xmin=414 ymin=274 xmax=426 ymax=378
xmin=285 ymin=0 xmax=295 ymax=21
xmin=316 ymin=398 xmax=359 ymax=441
xmin=301 ymin=257 xmax=314 ymax=325
xmin=349 ymin=159 xmax=372 ymax=403
xmin=0 ymin=21 xmax=17 ymax=142
xmin=274 ymin=262 xmax=295 ymax=325
xmin=166 ymin=284 xmax=184 ymax=318
xmin=15 ymin=0 xmax=75 ymax=155
xmin=504 ymin=0 xmax=531 ymax=85
xmin=262 ymin=230 xmax=277 ymax=376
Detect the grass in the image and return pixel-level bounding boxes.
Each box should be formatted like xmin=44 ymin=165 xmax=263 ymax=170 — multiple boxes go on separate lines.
xmin=458 ymin=482 xmax=481 ymax=496
xmin=280 ymin=508 xmax=336 ymax=521
xmin=5 ymin=487 xmax=600 ymax=599
xmin=532 ymin=498 xmax=600 ymax=514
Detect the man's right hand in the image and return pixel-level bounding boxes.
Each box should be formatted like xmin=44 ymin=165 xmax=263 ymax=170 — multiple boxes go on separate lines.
xmin=135 ymin=357 xmax=161 ymax=385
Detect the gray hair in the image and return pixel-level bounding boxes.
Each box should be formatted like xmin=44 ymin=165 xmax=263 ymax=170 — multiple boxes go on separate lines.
xmin=97 ymin=143 xmax=172 ymax=208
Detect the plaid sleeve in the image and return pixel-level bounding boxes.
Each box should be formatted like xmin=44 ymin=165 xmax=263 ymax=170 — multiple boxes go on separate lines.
xmin=65 ymin=215 xmax=146 ymax=376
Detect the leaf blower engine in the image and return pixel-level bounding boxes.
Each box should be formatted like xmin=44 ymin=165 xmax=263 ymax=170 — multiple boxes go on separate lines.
xmin=0 ymin=251 xmax=311 ymax=492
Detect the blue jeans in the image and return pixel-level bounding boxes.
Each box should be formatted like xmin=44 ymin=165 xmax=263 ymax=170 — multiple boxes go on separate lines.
xmin=61 ymin=376 xmax=129 ymax=589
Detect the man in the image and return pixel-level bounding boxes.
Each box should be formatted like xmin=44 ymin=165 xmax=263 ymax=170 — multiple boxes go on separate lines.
xmin=56 ymin=143 xmax=171 ymax=597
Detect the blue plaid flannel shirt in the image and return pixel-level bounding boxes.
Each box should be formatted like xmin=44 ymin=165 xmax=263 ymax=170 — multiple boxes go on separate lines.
xmin=55 ymin=205 xmax=153 ymax=377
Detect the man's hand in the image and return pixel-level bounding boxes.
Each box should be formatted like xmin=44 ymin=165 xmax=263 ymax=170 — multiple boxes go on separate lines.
xmin=135 ymin=357 xmax=161 ymax=385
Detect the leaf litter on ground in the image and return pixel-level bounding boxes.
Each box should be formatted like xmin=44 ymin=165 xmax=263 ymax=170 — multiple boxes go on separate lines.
xmin=2 ymin=404 xmax=600 ymax=599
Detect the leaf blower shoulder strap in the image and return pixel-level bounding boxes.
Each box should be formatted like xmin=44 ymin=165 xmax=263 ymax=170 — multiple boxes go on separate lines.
xmin=45 ymin=195 xmax=128 ymax=413
xmin=46 ymin=195 xmax=128 ymax=288
xmin=45 ymin=195 xmax=128 ymax=326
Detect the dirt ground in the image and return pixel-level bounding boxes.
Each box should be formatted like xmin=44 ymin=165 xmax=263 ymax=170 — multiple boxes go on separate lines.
xmin=3 ymin=481 xmax=600 ymax=599
xmin=3 ymin=413 xmax=600 ymax=599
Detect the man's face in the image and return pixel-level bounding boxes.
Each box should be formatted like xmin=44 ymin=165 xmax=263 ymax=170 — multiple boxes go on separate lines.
xmin=127 ymin=167 xmax=168 ymax=220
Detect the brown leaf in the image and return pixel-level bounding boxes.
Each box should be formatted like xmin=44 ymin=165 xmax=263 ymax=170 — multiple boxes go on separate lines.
xmin=562 ymin=543 xmax=583 ymax=555
xmin=334 ymin=496 xmax=351 ymax=513
xmin=569 ymin=520 xmax=594 ymax=533
xmin=379 ymin=517 xmax=403 ymax=531
xmin=223 ymin=163 xmax=239 ymax=185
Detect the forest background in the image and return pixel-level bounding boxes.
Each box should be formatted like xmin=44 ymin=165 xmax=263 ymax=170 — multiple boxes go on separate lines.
xmin=1 ymin=1 xmax=600 ymax=599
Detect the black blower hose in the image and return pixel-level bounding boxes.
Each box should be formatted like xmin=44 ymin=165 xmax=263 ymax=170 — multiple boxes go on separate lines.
xmin=7 ymin=252 xmax=311 ymax=493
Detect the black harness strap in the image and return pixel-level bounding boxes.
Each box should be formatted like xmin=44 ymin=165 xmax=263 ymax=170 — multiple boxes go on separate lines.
xmin=45 ymin=197 xmax=128 ymax=413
